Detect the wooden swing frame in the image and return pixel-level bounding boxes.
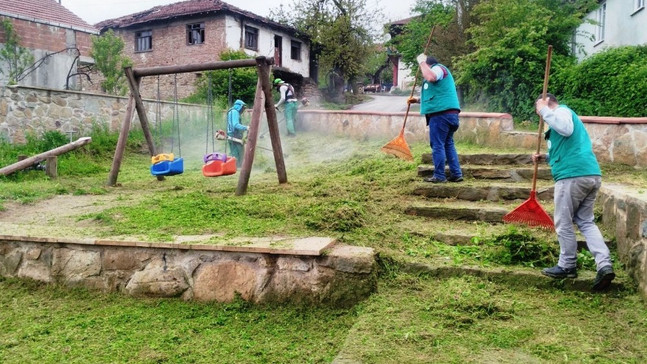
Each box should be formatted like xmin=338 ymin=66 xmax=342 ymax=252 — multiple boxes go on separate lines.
xmin=106 ymin=56 xmax=287 ymax=195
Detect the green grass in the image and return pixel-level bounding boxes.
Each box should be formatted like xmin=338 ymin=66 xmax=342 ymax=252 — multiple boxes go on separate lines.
xmin=0 ymin=278 xmax=357 ymax=364
xmin=1 ymin=131 xmax=646 ymax=363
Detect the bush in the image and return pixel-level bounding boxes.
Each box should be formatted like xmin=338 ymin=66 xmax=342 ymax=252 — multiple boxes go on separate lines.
xmin=553 ymin=45 xmax=647 ymax=117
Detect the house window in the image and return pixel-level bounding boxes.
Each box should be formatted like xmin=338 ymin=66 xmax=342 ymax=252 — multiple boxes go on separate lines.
xmin=135 ymin=30 xmax=152 ymax=52
xmin=245 ymin=26 xmax=258 ymax=51
xmin=290 ymin=40 xmax=301 ymax=61
xmin=187 ymin=23 xmax=205 ymax=45
xmin=595 ymin=2 xmax=606 ymax=44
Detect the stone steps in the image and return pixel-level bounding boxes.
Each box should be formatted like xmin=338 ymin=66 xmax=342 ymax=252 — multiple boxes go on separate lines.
xmin=417 ymin=165 xmax=553 ymax=181
xmin=421 ymin=153 xmax=534 ymax=166
xmin=404 ymin=204 xmax=510 ymax=223
xmin=412 ymin=183 xmax=554 ymax=202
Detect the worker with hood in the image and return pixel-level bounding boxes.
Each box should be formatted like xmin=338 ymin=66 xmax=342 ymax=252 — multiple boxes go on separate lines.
xmin=273 ymin=78 xmax=298 ymax=136
xmin=227 ymin=99 xmax=248 ymax=167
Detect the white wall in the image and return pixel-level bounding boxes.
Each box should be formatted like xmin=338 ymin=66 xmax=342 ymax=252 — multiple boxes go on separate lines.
xmin=575 ymin=0 xmax=647 ymax=60
xmin=224 ymin=15 xmax=309 ymax=77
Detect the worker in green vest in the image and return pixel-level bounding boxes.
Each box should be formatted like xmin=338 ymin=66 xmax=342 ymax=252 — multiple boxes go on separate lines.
xmin=533 ymin=93 xmax=615 ymax=291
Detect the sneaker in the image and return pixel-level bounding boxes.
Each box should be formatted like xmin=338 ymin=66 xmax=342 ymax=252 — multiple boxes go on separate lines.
xmin=541 ymin=265 xmax=578 ymax=279
xmin=592 ymin=266 xmax=615 ymax=291
xmin=424 ymin=176 xmax=447 ymax=183
xmin=447 ymin=175 xmax=464 ymax=182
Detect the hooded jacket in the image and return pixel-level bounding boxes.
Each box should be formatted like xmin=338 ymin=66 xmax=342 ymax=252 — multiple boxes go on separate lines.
xmin=227 ymin=100 xmax=248 ymax=139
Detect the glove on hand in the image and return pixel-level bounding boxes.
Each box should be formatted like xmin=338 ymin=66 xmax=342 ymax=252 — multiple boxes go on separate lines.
xmin=407 ymin=97 xmax=418 ymax=105
xmin=416 ymin=53 xmax=427 ymax=64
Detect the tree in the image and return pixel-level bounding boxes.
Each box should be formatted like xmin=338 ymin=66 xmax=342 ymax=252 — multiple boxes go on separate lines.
xmin=271 ymin=0 xmax=381 ymax=101
xmin=90 ymin=29 xmax=132 ymax=95
xmin=454 ymin=0 xmax=597 ymax=121
xmin=0 ymin=19 xmax=35 ymax=85
xmin=184 ymin=49 xmax=257 ymax=107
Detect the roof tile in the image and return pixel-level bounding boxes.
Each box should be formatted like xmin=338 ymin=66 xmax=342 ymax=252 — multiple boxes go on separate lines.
xmin=0 ymin=0 xmax=97 ymax=32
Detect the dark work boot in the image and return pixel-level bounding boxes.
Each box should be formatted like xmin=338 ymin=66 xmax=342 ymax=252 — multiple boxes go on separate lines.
xmin=541 ymin=265 xmax=578 ymax=279
xmin=592 ymin=266 xmax=615 ymax=291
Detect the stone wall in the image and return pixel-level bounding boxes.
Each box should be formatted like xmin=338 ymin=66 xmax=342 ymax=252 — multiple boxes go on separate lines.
xmin=0 ymin=236 xmax=377 ymax=307
xmin=0 ymin=85 xmax=211 ymax=144
xmin=599 ymin=185 xmax=647 ymax=299
xmin=2 ymin=86 xmax=646 ymax=168
xmin=298 ymin=110 xmax=647 ymax=168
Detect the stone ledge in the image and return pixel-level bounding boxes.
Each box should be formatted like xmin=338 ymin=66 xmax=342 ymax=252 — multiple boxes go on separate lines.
xmin=0 ymin=234 xmax=336 ymax=256
xmin=0 ymin=237 xmax=376 ymax=306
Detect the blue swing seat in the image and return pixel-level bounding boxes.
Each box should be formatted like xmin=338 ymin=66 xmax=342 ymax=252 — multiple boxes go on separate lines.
xmin=151 ymin=157 xmax=184 ymax=176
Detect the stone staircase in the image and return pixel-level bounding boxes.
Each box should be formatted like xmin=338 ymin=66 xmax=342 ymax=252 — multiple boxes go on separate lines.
xmin=401 ymin=152 xmax=625 ymax=292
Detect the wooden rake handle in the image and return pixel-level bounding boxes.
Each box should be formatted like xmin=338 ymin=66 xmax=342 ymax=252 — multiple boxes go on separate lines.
xmin=402 ymin=26 xmax=436 ymax=130
xmin=532 ymin=45 xmax=553 ymax=192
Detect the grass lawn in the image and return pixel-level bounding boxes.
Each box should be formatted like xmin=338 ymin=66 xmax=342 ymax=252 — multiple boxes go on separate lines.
xmin=1 ymin=131 xmax=646 ymax=363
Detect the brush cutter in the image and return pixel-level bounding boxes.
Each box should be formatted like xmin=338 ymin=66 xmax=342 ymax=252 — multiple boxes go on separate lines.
xmin=503 ymin=45 xmax=555 ymax=230
xmin=381 ymin=26 xmax=436 ymax=162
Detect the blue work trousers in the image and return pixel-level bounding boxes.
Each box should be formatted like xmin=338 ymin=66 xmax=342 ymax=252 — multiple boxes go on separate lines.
xmin=426 ymin=113 xmax=462 ymax=180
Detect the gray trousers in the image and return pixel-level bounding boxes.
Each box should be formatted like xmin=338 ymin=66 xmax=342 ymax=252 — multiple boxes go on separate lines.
xmin=554 ymin=176 xmax=611 ymax=270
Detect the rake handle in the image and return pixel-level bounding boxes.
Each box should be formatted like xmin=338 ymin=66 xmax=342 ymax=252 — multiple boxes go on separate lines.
xmin=401 ymin=26 xmax=436 ymax=130
xmin=532 ymin=45 xmax=553 ymax=192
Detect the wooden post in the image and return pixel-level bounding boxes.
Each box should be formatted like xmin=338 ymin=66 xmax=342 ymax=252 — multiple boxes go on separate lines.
xmin=0 ymin=137 xmax=91 ymax=176
xmin=107 ymin=94 xmax=135 ymax=186
xmin=124 ymin=66 xmax=164 ymax=182
xmin=235 ymin=56 xmax=287 ymax=195
xmin=236 ymin=71 xmax=264 ymax=195
xmin=45 ymin=156 xmax=57 ymax=178
xmin=260 ymin=61 xmax=287 ymax=184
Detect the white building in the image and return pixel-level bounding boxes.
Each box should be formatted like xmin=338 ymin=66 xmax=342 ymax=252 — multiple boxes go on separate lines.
xmin=574 ymin=0 xmax=647 ymax=60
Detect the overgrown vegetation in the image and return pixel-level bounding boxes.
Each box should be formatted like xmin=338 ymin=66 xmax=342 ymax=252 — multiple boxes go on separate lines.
xmin=0 ymin=18 xmax=35 ymax=85
xmin=183 ymin=49 xmax=257 ymax=107
xmin=90 ymin=29 xmax=133 ymax=95
xmin=1 ymin=130 xmax=646 ymax=362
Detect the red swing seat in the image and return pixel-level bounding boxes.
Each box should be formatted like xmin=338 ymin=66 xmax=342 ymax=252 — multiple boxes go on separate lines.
xmin=202 ymin=157 xmax=237 ymax=177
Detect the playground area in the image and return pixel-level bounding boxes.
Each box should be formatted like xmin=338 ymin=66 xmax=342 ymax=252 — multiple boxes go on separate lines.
xmin=2 ymin=128 xmax=647 ymax=362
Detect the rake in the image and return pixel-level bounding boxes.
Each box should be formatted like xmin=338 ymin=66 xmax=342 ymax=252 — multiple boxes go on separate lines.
xmin=503 ymin=45 xmax=555 ymax=230
xmin=381 ymin=26 xmax=436 ymax=162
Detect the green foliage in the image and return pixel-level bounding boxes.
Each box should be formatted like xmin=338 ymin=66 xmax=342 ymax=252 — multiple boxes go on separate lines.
xmin=183 ymin=49 xmax=256 ymax=107
xmin=488 ymin=225 xmax=556 ymax=267
xmin=90 ymin=29 xmax=133 ymax=95
xmin=553 ymin=45 xmax=647 ymax=117
xmin=271 ymin=0 xmax=380 ymax=99
xmin=454 ymin=0 xmax=597 ymax=121
xmin=388 ymin=0 xmax=463 ymax=72
xmin=0 ymin=18 xmax=35 ymax=84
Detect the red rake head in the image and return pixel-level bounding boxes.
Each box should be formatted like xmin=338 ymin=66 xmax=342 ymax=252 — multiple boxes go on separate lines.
xmin=503 ymin=192 xmax=555 ymax=230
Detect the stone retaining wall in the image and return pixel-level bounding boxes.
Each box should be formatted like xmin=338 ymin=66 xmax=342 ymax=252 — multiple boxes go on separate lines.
xmin=599 ymin=185 xmax=647 ymax=299
xmin=2 ymin=86 xmax=646 ymax=167
xmin=0 ymin=236 xmax=377 ymax=307
xmin=299 ymin=110 xmax=647 ymax=168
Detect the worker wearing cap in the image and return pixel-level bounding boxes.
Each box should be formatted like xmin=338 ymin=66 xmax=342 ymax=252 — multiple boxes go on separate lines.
xmin=273 ymin=78 xmax=298 ymax=136
xmin=227 ymin=99 xmax=248 ymax=167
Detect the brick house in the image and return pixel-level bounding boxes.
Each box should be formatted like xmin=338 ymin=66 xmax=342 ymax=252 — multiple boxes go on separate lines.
xmin=95 ymin=0 xmax=312 ymax=100
xmin=0 ymin=0 xmax=98 ymax=90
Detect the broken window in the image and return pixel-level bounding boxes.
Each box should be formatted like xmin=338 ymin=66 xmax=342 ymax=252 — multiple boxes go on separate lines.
xmin=135 ymin=30 xmax=152 ymax=52
xmin=187 ymin=23 xmax=205 ymax=45
xmin=291 ymin=40 xmax=301 ymax=61
xmin=245 ymin=26 xmax=258 ymax=51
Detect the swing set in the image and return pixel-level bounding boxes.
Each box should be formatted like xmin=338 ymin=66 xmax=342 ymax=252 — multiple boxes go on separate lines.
xmin=201 ymin=73 xmax=236 ymax=177
xmin=106 ymin=57 xmax=287 ymax=195
xmin=150 ymin=74 xmax=184 ymax=177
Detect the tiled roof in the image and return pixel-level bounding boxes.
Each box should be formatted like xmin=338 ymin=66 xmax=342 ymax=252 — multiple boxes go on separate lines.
xmin=96 ymin=0 xmax=299 ymax=36
xmin=0 ymin=0 xmax=98 ymax=33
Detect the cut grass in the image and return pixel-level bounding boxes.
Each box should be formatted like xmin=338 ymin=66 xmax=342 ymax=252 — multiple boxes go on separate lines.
xmin=1 ymin=132 xmax=646 ymax=363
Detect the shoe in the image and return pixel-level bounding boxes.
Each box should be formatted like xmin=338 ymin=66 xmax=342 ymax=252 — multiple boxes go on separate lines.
xmin=541 ymin=265 xmax=578 ymax=279
xmin=447 ymin=175 xmax=464 ymax=182
xmin=592 ymin=266 xmax=615 ymax=291
xmin=424 ymin=176 xmax=447 ymax=183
